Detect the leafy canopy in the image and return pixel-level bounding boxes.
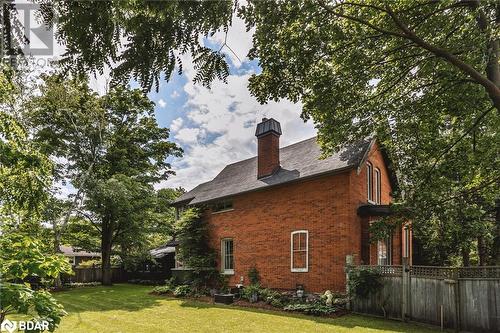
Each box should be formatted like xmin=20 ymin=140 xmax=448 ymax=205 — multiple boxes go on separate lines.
xmin=241 ymin=0 xmax=500 ymax=265
xmin=37 ymin=0 xmax=234 ymax=90
xmin=0 ymin=234 xmax=72 ymax=331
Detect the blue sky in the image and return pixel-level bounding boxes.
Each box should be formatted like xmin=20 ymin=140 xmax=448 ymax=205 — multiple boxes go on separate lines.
xmin=140 ymin=16 xmax=316 ymax=191
xmin=85 ymin=14 xmax=317 ymax=192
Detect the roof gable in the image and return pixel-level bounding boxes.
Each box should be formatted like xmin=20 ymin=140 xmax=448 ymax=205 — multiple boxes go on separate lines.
xmin=174 ymin=137 xmax=372 ymax=205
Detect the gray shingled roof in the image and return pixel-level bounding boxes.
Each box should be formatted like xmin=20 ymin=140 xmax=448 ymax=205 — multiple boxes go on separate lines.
xmin=173 ymin=137 xmax=372 ymax=205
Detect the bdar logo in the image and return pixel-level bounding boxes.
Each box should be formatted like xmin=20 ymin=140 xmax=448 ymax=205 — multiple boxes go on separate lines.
xmin=1 ymin=319 xmax=17 ymax=333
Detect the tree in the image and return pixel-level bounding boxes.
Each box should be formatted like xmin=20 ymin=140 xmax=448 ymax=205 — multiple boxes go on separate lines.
xmin=84 ymin=174 xmax=158 ymax=283
xmin=0 ymin=234 xmax=72 ymax=330
xmin=0 ymin=66 xmax=52 ymax=229
xmin=174 ymin=208 xmax=217 ymax=288
xmin=28 ymin=75 xmax=182 ymax=284
xmin=26 ymin=0 xmax=233 ymax=90
xmin=241 ymin=0 xmax=499 ymax=265
xmin=0 ymin=64 xmax=73 ymax=330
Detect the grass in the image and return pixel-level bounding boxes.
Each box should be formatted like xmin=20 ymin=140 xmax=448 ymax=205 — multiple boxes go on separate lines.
xmin=10 ymin=284 xmax=441 ymax=333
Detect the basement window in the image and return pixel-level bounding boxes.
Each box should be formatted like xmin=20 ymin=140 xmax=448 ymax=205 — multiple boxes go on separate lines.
xmin=221 ymin=238 xmax=234 ymax=275
xmin=291 ymin=230 xmax=308 ymax=272
xmin=212 ymin=200 xmax=233 ymax=213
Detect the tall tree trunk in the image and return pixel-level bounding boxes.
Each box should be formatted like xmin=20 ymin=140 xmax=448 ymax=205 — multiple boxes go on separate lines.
xmin=462 ymin=246 xmax=471 ymax=267
xmin=101 ymin=227 xmax=113 ymax=286
xmin=477 ymin=235 xmax=487 ymax=266
xmin=493 ymin=199 xmax=500 ymax=265
xmin=53 ymin=220 xmax=63 ymax=288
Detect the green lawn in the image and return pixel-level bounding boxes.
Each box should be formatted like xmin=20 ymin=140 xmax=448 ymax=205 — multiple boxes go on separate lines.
xmin=13 ymin=284 xmax=441 ymax=333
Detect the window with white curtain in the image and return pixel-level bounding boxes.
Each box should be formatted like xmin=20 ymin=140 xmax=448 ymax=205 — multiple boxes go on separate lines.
xmin=377 ymin=236 xmax=392 ymax=265
xmin=291 ymin=230 xmax=308 ymax=272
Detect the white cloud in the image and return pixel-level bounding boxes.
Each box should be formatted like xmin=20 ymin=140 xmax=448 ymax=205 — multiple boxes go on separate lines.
xmin=170 ymin=117 xmax=184 ymax=133
xmin=160 ymin=54 xmax=316 ymax=191
xmin=170 ymin=90 xmax=180 ymax=98
xmin=175 ymin=127 xmax=203 ymax=145
xmin=158 ymin=98 xmax=167 ymax=108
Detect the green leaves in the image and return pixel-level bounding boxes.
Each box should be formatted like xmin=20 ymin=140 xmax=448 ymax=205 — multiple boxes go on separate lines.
xmin=175 ymin=208 xmax=216 ymax=278
xmin=0 ymin=234 xmax=71 ymax=331
xmin=38 ymin=0 xmax=234 ymax=91
xmin=243 ymin=0 xmax=500 ymax=265
xmin=0 ymin=67 xmax=52 ymax=225
xmin=0 ymin=234 xmax=72 ymax=282
xmin=0 ymin=283 xmax=66 ymax=332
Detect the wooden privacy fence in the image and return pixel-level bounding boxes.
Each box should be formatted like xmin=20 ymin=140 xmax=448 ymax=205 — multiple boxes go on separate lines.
xmin=347 ymin=263 xmax=500 ymax=333
xmin=62 ymin=267 xmax=126 ymax=283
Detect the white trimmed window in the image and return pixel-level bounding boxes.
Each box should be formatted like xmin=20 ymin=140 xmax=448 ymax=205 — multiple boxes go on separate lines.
xmin=221 ymin=239 xmax=234 ymax=275
xmin=291 ymin=230 xmax=308 ymax=272
xmin=374 ymin=168 xmax=381 ymax=204
xmin=377 ymin=237 xmax=392 ymax=265
xmin=367 ymin=162 xmax=374 ymax=203
xmin=403 ymin=227 xmax=410 ymax=258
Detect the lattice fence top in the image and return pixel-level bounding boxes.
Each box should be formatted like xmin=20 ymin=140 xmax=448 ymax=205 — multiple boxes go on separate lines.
xmin=456 ymin=266 xmax=500 ymax=279
xmin=348 ymin=265 xmax=402 ymax=276
xmin=410 ymin=266 xmax=456 ymax=279
xmin=411 ymin=266 xmax=500 ymax=279
xmin=347 ymin=265 xmax=500 ymax=279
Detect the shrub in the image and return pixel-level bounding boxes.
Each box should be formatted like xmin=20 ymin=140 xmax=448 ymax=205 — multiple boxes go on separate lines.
xmin=248 ymin=266 xmax=260 ymax=285
xmin=284 ymin=303 xmax=337 ymax=316
xmin=165 ymin=277 xmax=179 ymax=288
xmin=77 ymin=259 xmax=101 ymax=268
xmin=259 ymin=288 xmax=284 ymax=306
xmin=241 ymin=284 xmax=262 ymax=302
xmin=152 ymin=285 xmax=172 ymax=295
xmin=347 ymin=267 xmax=383 ymax=298
xmin=173 ymin=285 xmax=191 ymax=297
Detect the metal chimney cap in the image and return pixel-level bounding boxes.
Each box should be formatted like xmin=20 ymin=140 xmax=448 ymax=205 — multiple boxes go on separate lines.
xmin=255 ymin=118 xmax=282 ymax=137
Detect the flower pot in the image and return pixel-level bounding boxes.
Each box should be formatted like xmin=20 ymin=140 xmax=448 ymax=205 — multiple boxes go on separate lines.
xmin=214 ymin=293 xmax=234 ymax=304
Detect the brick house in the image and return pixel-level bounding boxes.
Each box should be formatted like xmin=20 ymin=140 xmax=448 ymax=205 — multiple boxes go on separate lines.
xmin=173 ymin=118 xmax=412 ymax=292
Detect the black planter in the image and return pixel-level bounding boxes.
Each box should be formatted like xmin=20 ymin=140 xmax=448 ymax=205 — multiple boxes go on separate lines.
xmin=214 ymin=293 xmax=234 ymax=304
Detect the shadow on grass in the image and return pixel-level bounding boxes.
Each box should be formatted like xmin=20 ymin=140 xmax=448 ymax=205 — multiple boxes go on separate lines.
xmin=53 ymin=284 xmax=163 ymax=313
xmin=175 ymin=298 xmax=442 ymax=333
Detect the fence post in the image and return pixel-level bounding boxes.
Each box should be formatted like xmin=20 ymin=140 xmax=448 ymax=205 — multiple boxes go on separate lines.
xmin=402 ymin=257 xmax=410 ymax=322
xmin=453 ymin=268 xmax=460 ymax=332
xmin=345 ymin=255 xmax=353 ymax=311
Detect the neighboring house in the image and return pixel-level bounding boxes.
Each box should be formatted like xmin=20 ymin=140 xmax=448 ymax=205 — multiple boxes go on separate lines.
xmin=60 ymin=245 xmax=101 ymax=267
xmin=172 ymin=118 xmax=412 ymax=292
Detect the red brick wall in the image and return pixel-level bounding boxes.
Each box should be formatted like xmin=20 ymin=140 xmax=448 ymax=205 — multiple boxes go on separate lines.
xmin=202 ymin=141 xmax=397 ymax=292
xmin=350 ymin=142 xmax=402 ymax=266
xmin=257 ymin=133 xmax=280 ymax=178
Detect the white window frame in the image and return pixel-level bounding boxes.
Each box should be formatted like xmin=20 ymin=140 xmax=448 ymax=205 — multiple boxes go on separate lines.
xmin=367 ymin=162 xmax=374 ymax=203
xmin=221 ymin=238 xmax=234 ymax=275
xmin=374 ymin=168 xmax=381 ymax=204
xmin=403 ymin=227 xmax=410 ymax=258
xmin=377 ymin=236 xmax=392 ymax=265
xmin=291 ymin=230 xmax=309 ymax=273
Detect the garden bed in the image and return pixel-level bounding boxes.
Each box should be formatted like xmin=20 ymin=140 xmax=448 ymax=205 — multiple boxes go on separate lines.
xmin=150 ymin=290 xmax=348 ymax=318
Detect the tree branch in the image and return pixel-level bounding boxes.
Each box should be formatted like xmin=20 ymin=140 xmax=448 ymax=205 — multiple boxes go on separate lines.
xmin=420 ymin=105 xmax=496 ymax=187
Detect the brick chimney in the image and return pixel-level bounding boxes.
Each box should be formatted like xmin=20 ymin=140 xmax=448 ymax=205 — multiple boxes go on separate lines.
xmin=255 ymin=118 xmax=282 ymax=179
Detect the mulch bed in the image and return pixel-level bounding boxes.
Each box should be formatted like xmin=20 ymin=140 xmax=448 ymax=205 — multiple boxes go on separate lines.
xmin=151 ymin=292 xmax=348 ymax=319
